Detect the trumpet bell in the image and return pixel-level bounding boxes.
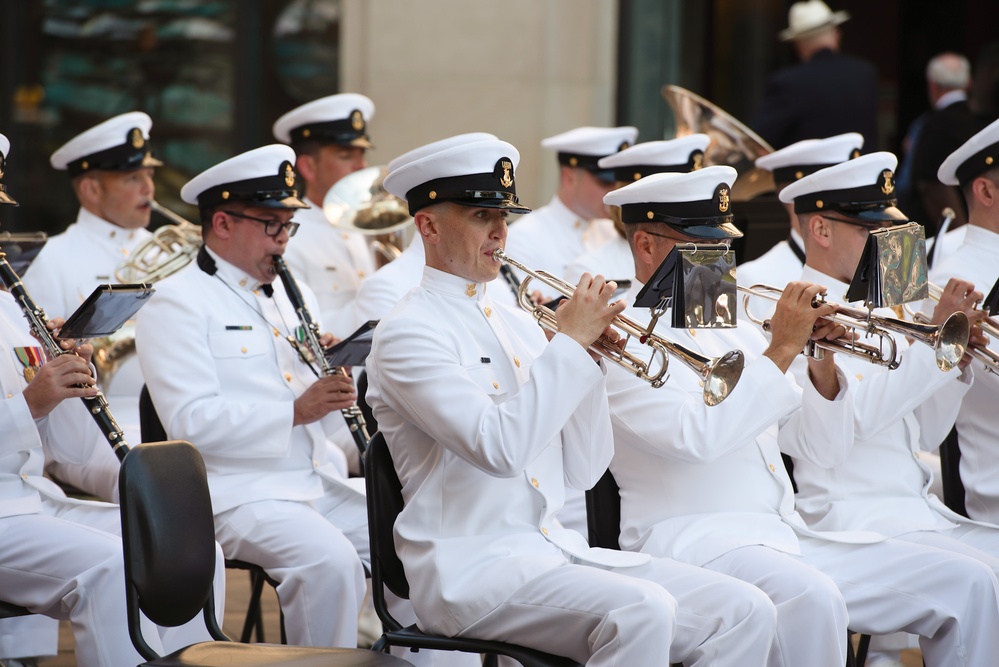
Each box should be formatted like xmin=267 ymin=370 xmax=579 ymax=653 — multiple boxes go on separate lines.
xmin=704 ymin=350 xmax=745 ymax=407
xmin=933 ymin=311 xmax=970 ymax=372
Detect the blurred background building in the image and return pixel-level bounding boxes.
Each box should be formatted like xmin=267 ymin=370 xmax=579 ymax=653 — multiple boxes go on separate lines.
xmin=0 ymin=0 xmax=996 ymax=237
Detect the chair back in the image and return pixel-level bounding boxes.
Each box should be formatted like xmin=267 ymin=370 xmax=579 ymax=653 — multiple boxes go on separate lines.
xmin=138 ymin=384 xmax=168 ymax=443
xmin=357 ymin=370 xmax=379 ymax=436
xmin=585 ymin=469 xmax=622 ymax=550
xmin=939 ymin=426 xmax=968 ymax=517
xmin=119 ymin=440 xmax=222 ymax=656
xmin=365 ymin=432 xmax=411 ymax=631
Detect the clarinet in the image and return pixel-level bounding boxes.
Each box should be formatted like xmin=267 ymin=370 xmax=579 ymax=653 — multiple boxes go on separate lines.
xmin=271 ymin=254 xmax=372 ymax=455
xmin=0 ymin=250 xmax=130 ymax=461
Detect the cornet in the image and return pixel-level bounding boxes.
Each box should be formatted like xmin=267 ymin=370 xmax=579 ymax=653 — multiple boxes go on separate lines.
xmin=491 ymin=248 xmax=744 ymax=405
xmin=740 ymin=284 xmax=970 ymax=372
xmin=905 ymin=282 xmax=999 ymax=375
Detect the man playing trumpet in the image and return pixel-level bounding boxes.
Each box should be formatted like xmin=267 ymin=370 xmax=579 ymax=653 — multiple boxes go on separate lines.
xmin=780 ymin=150 xmax=999 ymax=665
xmin=930 ymin=118 xmax=999 ymax=523
xmin=368 ymin=135 xmax=777 ymax=666
xmin=604 ymin=164 xmax=999 ymax=667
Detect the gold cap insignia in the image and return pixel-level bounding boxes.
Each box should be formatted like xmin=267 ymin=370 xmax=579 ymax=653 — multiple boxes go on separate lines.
xmin=692 ymin=152 xmax=703 ymax=171
xmin=81 ymin=160 xmax=89 ymax=170
xmin=429 ymin=190 xmax=437 ymax=200
xmin=987 ymin=156 xmax=995 ymax=166
xmin=880 ymin=169 xmax=894 ymax=195
xmin=647 ymin=210 xmax=654 ymax=220
xmin=130 ymin=128 xmax=144 ymax=149
xmin=285 ymin=163 xmax=296 ymax=187
xmin=718 ymin=187 xmax=730 ymax=213
xmin=795 ymin=170 xmax=804 ymax=180
xmin=351 ymin=109 xmax=364 ymax=131
xmin=499 ymin=160 xmax=514 ymax=188
xmin=618 ymin=141 xmax=630 ymax=152
xmin=569 ymin=156 xmax=578 ymax=167
xmin=816 ymin=199 xmax=823 ymax=208
xmin=302 ymin=128 xmax=311 ymax=138
xmin=850 ymin=148 xmax=861 ymax=159
xmin=633 ymin=172 xmax=642 ymax=181
xmin=222 ymin=191 xmax=229 ymax=200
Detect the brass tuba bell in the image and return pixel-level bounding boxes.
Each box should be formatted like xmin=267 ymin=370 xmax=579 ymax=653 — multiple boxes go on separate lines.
xmin=323 ymin=165 xmax=413 ymax=268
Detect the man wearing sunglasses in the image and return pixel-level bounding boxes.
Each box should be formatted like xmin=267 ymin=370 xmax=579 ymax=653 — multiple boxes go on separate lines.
xmin=135 ymin=144 xmax=372 ymax=650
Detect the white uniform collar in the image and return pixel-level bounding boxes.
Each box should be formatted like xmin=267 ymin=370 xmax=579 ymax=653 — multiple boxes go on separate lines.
xmin=548 ymin=193 xmax=586 ymax=228
xmin=935 ymin=89 xmax=967 ymax=110
xmin=800 ymin=263 xmax=853 ymax=305
xmin=962 ymin=224 xmax=999 ymax=248
xmin=75 ymin=206 xmax=141 ymax=243
xmin=421 ymin=265 xmax=490 ymax=302
xmin=203 ymin=245 xmax=274 ymax=294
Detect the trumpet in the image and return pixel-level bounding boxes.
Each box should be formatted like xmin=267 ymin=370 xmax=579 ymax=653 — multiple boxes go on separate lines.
xmin=905 ymin=282 xmax=999 ymax=375
xmin=115 ymin=199 xmax=202 ymax=283
xmin=740 ymin=284 xmax=970 ymax=372
xmin=491 ymin=249 xmax=744 ymax=405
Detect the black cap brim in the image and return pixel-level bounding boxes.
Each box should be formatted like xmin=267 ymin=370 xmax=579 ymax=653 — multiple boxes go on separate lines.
xmin=665 ymin=220 xmax=743 ymax=240
xmin=452 ymin=197 xmax=531 ymax=215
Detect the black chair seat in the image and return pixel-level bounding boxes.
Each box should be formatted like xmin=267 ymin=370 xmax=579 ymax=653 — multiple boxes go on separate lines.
xmin=376 ymin=625 xmax=580 ymax=667
xmin=143 ymin=642 xmax=409 ymax=666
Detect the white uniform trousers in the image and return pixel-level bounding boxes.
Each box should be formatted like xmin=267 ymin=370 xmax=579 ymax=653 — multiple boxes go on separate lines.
xmin=215 ymin=489 xmax=369 ymax=649
xmin=704 ymin=545 xmax=849 ymax=667
xmin=896 ymin=523 xmax=999 ymax=576
xmin=0 ymin=513 xmax=156 ymax=666
xmin=799 ymin=536 xmax=999 ymax=666
xmin=458 ymin=558 xmax=777 ymax=667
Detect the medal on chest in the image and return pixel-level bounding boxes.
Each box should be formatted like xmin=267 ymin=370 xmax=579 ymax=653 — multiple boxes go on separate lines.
xmin=14 ymin=346 xmax=44 ymax=383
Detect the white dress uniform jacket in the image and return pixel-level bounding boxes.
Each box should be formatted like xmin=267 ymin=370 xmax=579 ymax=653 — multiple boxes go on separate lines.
xmin=790 ymin=265 xmax=974 ymax=535
xmin=564 ymin=235 xmax=634 ymax=284
xmin=134 ymin=248 xmax=360 ymax=515
xmin=284 ymin=199 xmax=376 ymax=340
xmin=606 ymin=283 xmax=874 ymax=567
xmin=504 ymin=195 xmax=618 ymax=281
xmin=737 ymin=230 xmax=806 ymax=324
xmin=931 ymin=225 xmax=999 ymax=522
xmin=22 ymin=207 xmax=151 ymax=498
xmin=366 ymin=266 xmax=648 ymax=639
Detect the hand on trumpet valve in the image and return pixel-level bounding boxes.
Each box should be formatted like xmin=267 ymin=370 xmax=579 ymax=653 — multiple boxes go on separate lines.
xmin=764 ymin=281 xmax=837 ymax=373
xmin=931 ymin=278 xmax=984 ymax=327
xmin=963 ymin=323 xmax=991 ymax=371
xmin=555 ymin=273 xmax=626 ymax=359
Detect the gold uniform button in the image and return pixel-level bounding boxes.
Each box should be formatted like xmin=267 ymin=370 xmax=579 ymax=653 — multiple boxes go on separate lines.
xmin=484 ymin=306 xmax=492 ymax=318
xmin=855 ymin=373 xmax=863 ymax=381
xmin=313 ymin=459 xmax=320 ymax=467
xmin=239 ymin=278 xmax=248 ymax=287
xmin=273 ymin=329 xmax=280 ymax=337
xmin=689 ymin=329 xmax=697 ymax=337
xmin=574 ymin=220 xmax=583 ymax=229
xmin=531 ymin=477 xmax=539 ymax=488
xmin=514 ymin=356 xmax=521 ymax=368
xmin=769 ymin=463 xmax=776 ymax=473
xmin=492 ymin=381 xmax=499 ymax=390
xmin=241 ymin=347 xmax=248 ymax=353
xmin=541 ymin=527 xmax=549 ymax=536
xmin=358 ymin=270 xmax=366 ymax=279
xmin=342 ymin=233 xmax=350 ymax=240
xmin=20 ymin=472 xmax=27 ymax=480
xmin=6 ymin=393 xmax=11 ymax=398
xmin=285 ymin=373 xmax=292 ymax=382
xmin=914 ymin=451 xmax=920 ymax=460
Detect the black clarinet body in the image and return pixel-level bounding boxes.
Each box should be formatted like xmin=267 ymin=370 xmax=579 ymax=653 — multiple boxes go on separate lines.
xmin=0 ymin=251 xmax=130 ymax=461
xmin=271 ymin=254 xmax=372 ymax=456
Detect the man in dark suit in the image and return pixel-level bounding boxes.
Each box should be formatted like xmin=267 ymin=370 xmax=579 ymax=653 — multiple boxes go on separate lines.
xmin=910 ymin=53 xmax=986 ymax=233
xmin=752 ymin=1 xmax=878 ymax=152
